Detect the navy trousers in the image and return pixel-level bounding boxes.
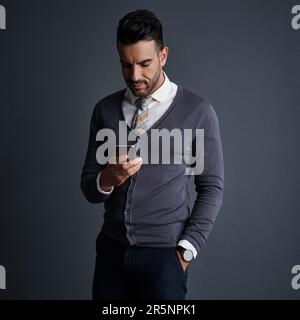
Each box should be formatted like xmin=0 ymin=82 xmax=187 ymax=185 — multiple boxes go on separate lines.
xmin=92 ymin=232 xmax=189 ymax=300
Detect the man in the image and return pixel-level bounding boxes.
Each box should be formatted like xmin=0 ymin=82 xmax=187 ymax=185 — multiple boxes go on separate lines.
xmin=80 ymin=9 xmax=224 ymax=300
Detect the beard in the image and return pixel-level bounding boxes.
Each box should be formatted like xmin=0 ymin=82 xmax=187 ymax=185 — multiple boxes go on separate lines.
xmin=128 ymin=69 xmax=161 ymax=97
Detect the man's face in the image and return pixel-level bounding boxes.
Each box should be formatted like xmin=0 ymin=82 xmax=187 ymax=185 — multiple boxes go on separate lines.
xmin=117 ymin=39 xmax=168 ymax=97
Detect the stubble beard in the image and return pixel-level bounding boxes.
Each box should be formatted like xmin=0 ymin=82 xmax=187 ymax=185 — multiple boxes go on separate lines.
xmin=130 ymin=68 xmax=162 ymax=98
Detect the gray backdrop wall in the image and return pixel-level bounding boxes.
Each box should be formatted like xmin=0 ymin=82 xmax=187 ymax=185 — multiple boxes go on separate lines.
xmin=0 ymin=0 xmax=299 ymax=299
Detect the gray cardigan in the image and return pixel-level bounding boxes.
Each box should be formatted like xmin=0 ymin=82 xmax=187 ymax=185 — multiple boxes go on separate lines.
xmin=80 ymin=85 xmax=224 ymax=257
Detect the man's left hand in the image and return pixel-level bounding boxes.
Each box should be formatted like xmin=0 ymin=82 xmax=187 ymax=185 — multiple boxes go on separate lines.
xmin=176 ymin=250 xmax=189 ymax=272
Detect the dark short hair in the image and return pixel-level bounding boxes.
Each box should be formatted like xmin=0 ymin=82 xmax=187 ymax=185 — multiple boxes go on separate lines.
xmin=117 ymin=9 xmax=164 ymax=51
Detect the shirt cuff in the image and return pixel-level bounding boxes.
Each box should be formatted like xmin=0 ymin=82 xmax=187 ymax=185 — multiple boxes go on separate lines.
xmin=178 ymin=239 xmax=198 ymax=259
xmin=96 ymin=171 xmax=114 ymax=195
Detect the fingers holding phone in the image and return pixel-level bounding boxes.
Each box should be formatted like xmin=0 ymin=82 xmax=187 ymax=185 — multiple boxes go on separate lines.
xmin=100 ymin=145 xmax=143 ymax=190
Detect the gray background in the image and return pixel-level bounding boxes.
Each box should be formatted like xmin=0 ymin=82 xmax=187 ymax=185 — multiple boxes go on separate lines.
xmin=0 ymin=0 xmax=299 ymax=299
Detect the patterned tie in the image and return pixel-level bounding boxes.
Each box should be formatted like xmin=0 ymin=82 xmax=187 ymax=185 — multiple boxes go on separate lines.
xmin=131 ymin=96 xmax=152 ymax=135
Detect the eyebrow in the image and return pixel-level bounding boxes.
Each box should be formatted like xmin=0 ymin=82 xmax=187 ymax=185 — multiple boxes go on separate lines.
xmin=120 ymin=59 xmax=153 ymax=65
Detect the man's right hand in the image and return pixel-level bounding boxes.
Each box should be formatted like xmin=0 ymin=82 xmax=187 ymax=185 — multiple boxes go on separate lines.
xmin=100 ymin=154 xmax=143 ymax=192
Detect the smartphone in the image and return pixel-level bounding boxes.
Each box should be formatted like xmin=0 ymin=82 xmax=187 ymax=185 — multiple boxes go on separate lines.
xmin=111 ymin=144 xmax=140 ymax=163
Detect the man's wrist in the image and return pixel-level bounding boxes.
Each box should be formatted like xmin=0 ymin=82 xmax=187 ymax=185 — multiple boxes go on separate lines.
xmin=100 ymin=178 xmax=113 ymax=192
xmin=178 ymin=239 xmax=197 ymax=259
xmin=96 ymin=171 xmax=114 ymax=194
xmin=100 ymin=169 xmax=114 ymax=189
xmin=176 ymin=245 xmax=194 ymax=262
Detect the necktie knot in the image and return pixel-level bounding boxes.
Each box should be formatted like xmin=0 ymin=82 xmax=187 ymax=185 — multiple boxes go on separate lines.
xmin=134 ymin=96 xmax=152 ymax=110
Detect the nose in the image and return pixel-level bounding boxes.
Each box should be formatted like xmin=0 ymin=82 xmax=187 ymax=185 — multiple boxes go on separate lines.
xmin=130 ymin=64 xmax=142 ymax=83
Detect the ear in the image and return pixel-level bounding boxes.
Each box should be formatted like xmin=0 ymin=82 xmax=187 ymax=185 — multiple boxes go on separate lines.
xmin=159 ymin=46 xmax=169 ymax=67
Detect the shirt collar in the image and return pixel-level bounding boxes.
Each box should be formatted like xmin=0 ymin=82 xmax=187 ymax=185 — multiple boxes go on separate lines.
xmin=126 ymin=71 xmax=172 ymax=105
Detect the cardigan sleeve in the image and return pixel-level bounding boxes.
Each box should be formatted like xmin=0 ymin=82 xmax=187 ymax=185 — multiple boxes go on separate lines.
xmin=179 ymin=102 xmax=224 ymax=255
xmin=80 ymin=103 xmax=113 ymax=203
